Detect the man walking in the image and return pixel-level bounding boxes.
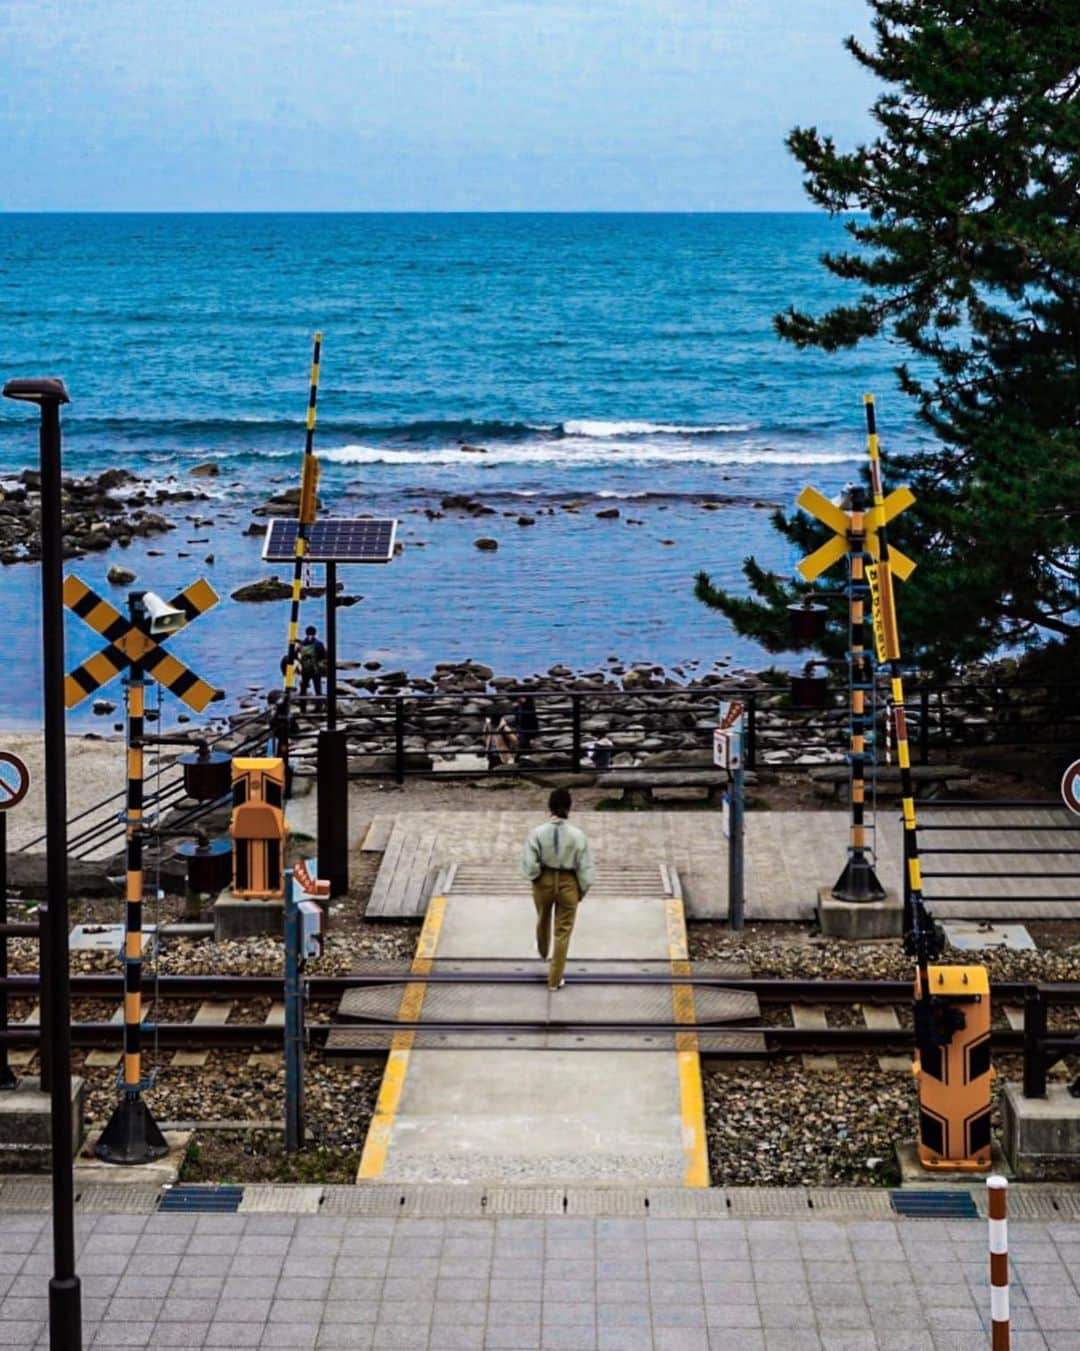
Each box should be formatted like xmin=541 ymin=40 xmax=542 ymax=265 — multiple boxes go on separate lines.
xmin=520 ymin=788 xmax=595 ymax=990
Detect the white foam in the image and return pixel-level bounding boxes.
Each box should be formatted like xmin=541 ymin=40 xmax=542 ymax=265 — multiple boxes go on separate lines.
xmin=563 ymin=418 xmax=753 ymax=437
xmin=320 ymin=440 xmax=859 ymax=469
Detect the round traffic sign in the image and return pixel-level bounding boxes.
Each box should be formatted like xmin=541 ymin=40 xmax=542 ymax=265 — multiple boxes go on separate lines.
xmin=0 ymin=752 xmax=30 ymax=813
xmin=1062 ymin=759 xmax=1080 ymax=817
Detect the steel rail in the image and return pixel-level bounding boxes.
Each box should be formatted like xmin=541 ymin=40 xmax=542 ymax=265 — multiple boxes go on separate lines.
xmin=0 ymin=1022 xmax=1054 ymax=1056
xmin=4 ymin=974 xmax=1080 ymax=1004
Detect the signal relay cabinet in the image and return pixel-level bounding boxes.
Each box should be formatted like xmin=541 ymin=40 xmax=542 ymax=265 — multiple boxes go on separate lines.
xmin=231 ymin=757 xmax=287 ymax=898
xmin=914 ymin=964 xmax=992 ymax=1171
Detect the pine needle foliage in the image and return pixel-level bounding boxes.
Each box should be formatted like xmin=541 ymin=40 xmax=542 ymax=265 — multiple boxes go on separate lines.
xmin=697 ymin=1 xmax=1080 ymax=673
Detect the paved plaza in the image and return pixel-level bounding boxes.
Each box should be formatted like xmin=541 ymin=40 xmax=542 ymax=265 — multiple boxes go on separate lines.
xmin=1 ymin=1205 xmax=1078 ymax=1349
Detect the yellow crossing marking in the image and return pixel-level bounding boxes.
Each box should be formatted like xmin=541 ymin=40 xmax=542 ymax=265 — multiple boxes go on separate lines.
xmin=356 ymin=894 xmax=447 ymax=1181
xmin=664 ymin=895 xmax=709 ymax=1189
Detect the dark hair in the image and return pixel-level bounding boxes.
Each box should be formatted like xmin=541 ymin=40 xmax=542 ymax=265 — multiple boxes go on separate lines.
xmin=305 ymin=626 xmax=316 ymax=636
xmin=549 ymin=787 xmax=572 ymax=819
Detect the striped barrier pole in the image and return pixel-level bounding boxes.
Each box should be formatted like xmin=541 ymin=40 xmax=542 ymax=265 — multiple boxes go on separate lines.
xmin=281 ymin=334 xmax=323 ymax=709
xmin=988 ymin=1175 xmax=1010 ymax=1349
xmin=95 ymin=644 xmax=168 ymax=1163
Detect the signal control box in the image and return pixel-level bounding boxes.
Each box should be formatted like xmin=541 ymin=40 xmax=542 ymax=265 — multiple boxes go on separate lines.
xmin=297 ymin=899 xmax=325 ymax=960
xmin=230 ymin=757 xmax=287 ymax=899
xmin=913 ymin=964 xmax=992 ymax=1171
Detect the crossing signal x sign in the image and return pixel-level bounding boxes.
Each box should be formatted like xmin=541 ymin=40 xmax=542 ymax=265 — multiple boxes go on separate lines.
xmin=794 ymin=484 xmax=917 ymax=585
xmin=63 ymin=575 xmax=222 ymax=712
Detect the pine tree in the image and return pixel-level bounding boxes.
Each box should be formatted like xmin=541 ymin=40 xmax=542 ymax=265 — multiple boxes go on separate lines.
xmin=696 ymin=0 xmax=1080 ymax=672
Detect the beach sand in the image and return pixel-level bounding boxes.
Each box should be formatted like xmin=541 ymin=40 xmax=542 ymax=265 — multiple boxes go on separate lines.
xmin=1 ymin=731 xmax=127 ymax=852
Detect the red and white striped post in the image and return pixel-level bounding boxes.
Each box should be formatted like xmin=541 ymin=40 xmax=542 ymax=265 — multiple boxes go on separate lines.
xmin=988 ymin=1175 xmax=1011 ymax=1350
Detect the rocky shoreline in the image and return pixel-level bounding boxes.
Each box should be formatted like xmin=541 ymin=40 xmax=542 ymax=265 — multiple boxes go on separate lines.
xmin=0 ymin=465 xmax=215 ymax=565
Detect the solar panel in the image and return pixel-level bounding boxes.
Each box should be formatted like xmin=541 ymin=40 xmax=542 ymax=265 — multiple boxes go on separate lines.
xmin=261 ymin=518 xmax=398 ymax=564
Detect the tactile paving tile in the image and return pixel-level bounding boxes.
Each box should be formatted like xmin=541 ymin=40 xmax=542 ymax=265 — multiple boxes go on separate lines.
xmin=998 ymin=1190 xmax=1064 ymax=1220
xmin=397 ymin=1186 xmax=488 ymax=1216
xmin=239 ymin=1185 xmax=323 ymax=1214
xmin=321 ymin=1185 xmax=411 ymax=1216
xmin=726 ymin=1188 xmax=813 ymax=1217
xmin=643 ymin=1189 xmax=731 ymax=1218
xmin=1049 ymin=1190 xmax=1080 ymax=1219
xmin=806 ymin=1188 xmax=893 ymax=1217
xmin=77 ymin=1184 xmax=160 ymax=1213
xmin=482 ymin=1188 xmax=569 ymax=1216
xmin=0 ymin=1180 xmax=52 ymax=1211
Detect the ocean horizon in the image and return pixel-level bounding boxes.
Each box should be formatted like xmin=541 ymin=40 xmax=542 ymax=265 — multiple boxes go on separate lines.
xmin=1 ymin=212 xmax=932 ymax=728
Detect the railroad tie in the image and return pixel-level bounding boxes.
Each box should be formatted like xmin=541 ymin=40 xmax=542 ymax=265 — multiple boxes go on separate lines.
xmin=84 ymin=1005 xmax=125 ymax=1069
xmin=172 ymin=1000 xmax=234 ymax=1068
xmin=860 ymin=1005 xmax=911 ymax=1072
xmin=247 ymin=1001 xmax=285 ymax=1069
xmin=9 ymin=1003 xmax=40 ymax=1069
xmin=791 ymin=1004 xmax=838 ymax=1072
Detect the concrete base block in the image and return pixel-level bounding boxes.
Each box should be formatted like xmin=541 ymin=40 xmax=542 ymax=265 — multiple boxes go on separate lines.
xmin=1002 ymin=1081 xmax=1080 ymax=1180
xmin=76 ymin=1129 xmax=192 ymax=1187
xmin=817 ymin=886 xmax=903 ymax=940
xmin=895 ymin=1139 xmax=1005 ymax=1185
xmin=212 ymin=895 xmax=283 ymax=941
xmin=0 ymin=1076 xmax=85 ymax=1170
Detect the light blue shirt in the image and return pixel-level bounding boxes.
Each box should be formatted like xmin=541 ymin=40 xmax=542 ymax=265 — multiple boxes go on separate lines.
xmin=520 ymin=816 xmax=595 ymax=896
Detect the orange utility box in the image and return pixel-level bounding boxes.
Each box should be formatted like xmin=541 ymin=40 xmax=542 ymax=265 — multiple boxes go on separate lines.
xmin=913 ymin=964 xmax=992 ymax=1170
xmin=230 ymin=757 xmax=287 ymax=898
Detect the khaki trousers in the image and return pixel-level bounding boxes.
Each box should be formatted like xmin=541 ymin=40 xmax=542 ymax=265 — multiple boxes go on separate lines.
xmin=532 ymin=868 xmax=581 ymax=989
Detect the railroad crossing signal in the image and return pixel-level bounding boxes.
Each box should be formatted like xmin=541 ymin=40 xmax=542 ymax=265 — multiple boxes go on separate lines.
xmin=63 ymin=575 xmax=220 ymax=710
xmin=795 ymin=483 xmax=917 ymax=586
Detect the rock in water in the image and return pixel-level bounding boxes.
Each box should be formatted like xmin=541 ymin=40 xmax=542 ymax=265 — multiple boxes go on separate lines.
xmin=106 ymin=564 xmax=136 ymax=585
xmin=596 ymin=507 xmax=620 ymax=519
xmin=474 ymin=537 xmax=498 ymax=551
xmin=191 ymin=461 xmax=221 ymax=477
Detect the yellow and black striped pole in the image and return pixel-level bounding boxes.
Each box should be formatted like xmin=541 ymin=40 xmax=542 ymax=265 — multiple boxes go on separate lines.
xmin=862 ymin=395 xmax=932 ymax=946
xmin=95 ymin=610 xmax=168 ymax=1163
xmin=281 ymin=333 xmax=322 ymax=703
xmin=831 ymin=481 xmax=887 ymax=902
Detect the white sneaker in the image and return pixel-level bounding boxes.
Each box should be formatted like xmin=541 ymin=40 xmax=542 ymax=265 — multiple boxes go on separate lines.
xmin=550 ymin=980 xmax=565 ymax=990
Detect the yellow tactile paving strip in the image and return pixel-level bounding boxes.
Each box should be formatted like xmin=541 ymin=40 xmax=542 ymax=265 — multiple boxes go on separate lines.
xmin=356 ymin=894 xmax=446 ymax=1180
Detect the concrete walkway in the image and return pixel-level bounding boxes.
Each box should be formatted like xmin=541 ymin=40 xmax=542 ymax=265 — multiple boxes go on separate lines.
xmin=356 ymin=866 xmax=710 ymax=1188
xmin=360 ymin=809 xmax=1080 ymax=921
xmin=4 ymin=1202 xmax=1076 ymax=1348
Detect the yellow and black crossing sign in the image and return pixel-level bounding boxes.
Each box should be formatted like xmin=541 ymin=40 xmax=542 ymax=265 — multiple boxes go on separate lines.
xmin=63 ymin=575 xmax=221 ymax=711
xmin=795 ymin=483 xmax=917 ymax=585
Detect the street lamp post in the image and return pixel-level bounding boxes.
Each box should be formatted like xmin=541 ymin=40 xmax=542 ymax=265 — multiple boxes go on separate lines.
xmin=2 ymin=377 xmax=82 ymax=1350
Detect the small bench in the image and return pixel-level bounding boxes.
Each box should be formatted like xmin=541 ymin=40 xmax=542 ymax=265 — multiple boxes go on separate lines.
xmin=601 ymin=768 xmax=731 ymax=807
xmin=809 ymin=763 xmax=972 ymax=801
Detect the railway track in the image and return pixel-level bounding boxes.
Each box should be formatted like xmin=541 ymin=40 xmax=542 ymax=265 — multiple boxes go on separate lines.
xmin=1 ymin=974 xmax=1077 ymax=1060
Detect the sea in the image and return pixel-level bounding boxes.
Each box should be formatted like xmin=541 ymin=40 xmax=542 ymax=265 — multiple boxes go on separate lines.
xmin=0 ymin=213 xmax=933 ymax=728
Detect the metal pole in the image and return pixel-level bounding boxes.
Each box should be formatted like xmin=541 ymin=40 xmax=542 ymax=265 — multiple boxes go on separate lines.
xmin=0 ymin=815 xmax=13 ymax=1089
xmin=728 ymin=750 xmax=745 ymax=931
xmin=571 ymin=694 xmax=582 ymax=772
xmin=1023 ymin=984 xmax=1047 ymax=1099
xmin=987 ymin=1176 xmax=1011 ymax=1350
xmin=831 ymin=486 xmax=886 ymax=902
xmin=394 ymin=698 xmax=405 ymax=785
xmin=37 ymin=389 xmax=83 ymax=1350
xmin=95 ymin=647 xmax=167 ymax=1165
xmin=325 ymin=561 xmax=337 ymax=732
xmin=283 ymin=872 xmax=304 ymax=1152
xmin=37 ymin=901 xmax=52 ymax=1094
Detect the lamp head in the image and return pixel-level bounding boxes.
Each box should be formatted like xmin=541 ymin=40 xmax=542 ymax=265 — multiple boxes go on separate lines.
xmin=2 ymin=377 xmax=70 ymax=406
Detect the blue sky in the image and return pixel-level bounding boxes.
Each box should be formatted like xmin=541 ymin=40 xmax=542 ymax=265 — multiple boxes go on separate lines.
xmin=2 ymin=0 xmax=878 ymax=211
